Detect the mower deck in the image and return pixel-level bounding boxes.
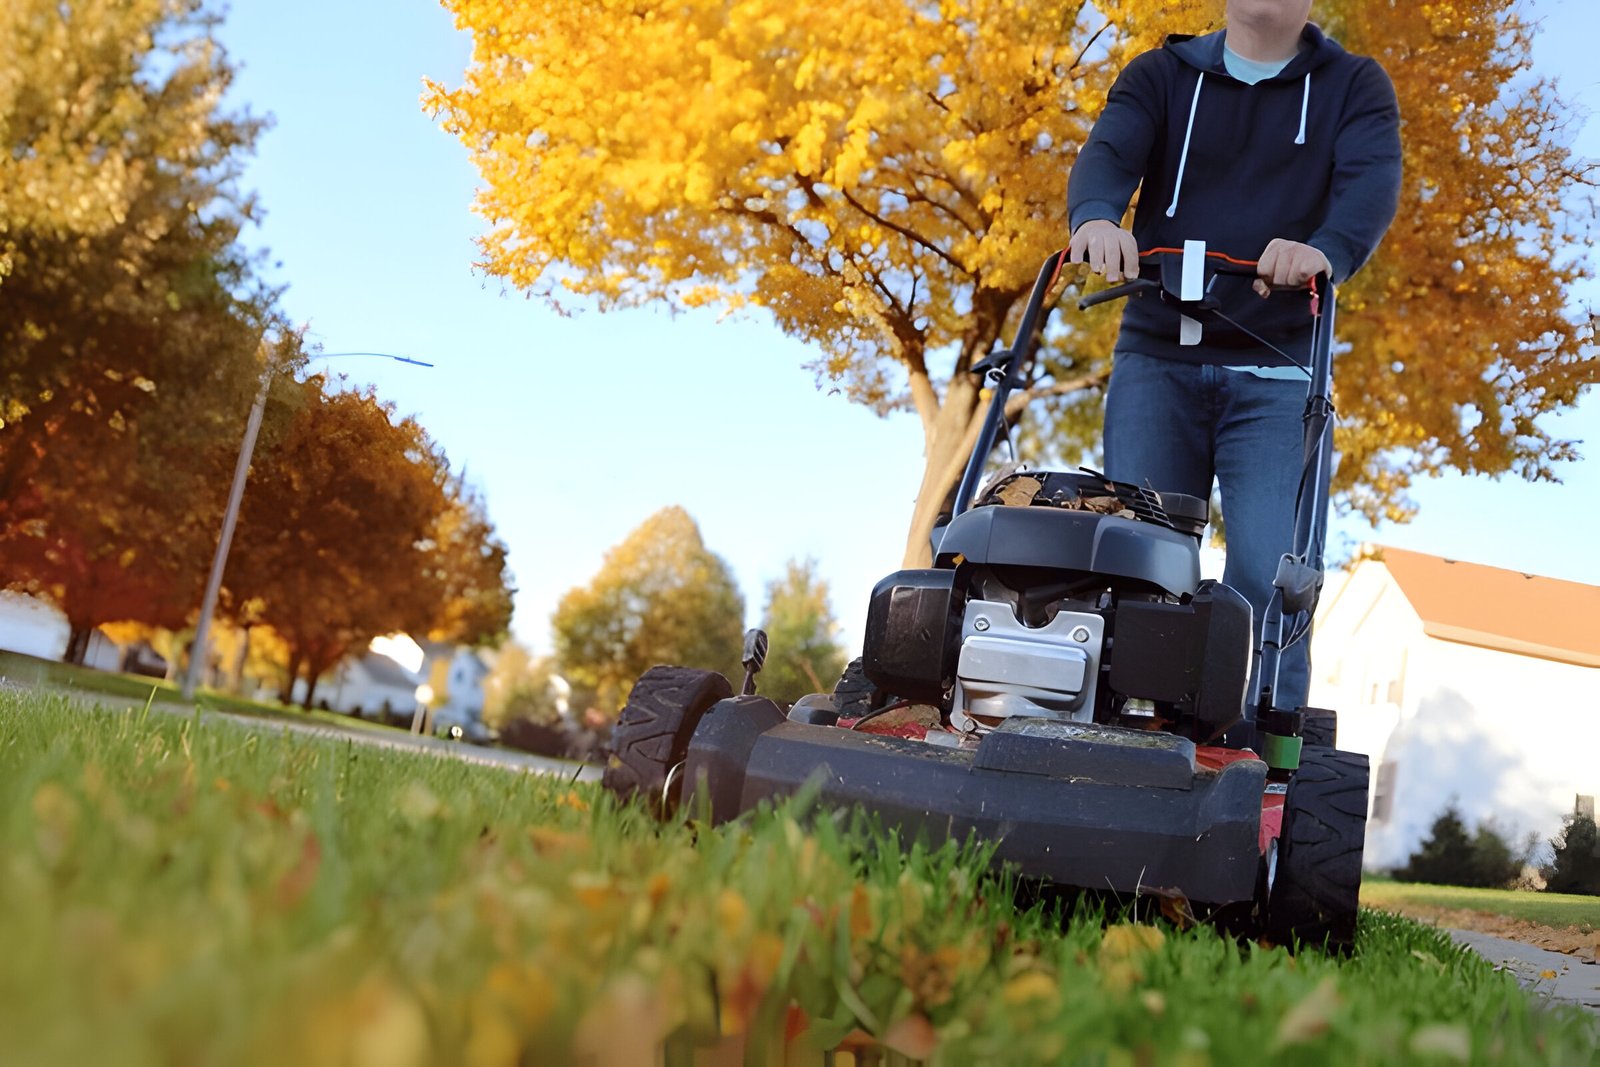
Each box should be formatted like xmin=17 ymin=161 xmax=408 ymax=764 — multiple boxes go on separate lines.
xmin=685 ymin=697 xmax=1267 ymax=905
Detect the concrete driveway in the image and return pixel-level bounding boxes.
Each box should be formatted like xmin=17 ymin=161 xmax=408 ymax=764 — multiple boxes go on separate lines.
xmin=1450 ymin=930 xmax=1600 ymax=1016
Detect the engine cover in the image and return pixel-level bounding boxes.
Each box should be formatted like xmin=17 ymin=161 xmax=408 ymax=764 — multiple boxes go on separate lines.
xmin=951 ymin=598 xmax=1106 ymax=730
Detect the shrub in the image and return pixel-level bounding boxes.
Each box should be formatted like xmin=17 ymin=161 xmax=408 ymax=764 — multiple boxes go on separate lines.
xmin=1543 ymin=813 xmax=1600 ymax=896
xmin=1396 ymin=804 xmax=1526 ymax=889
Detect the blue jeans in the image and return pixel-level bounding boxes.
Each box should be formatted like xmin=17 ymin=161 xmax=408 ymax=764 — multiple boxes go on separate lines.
xmin=1102 ymin=351 xmax=1311 ymax=712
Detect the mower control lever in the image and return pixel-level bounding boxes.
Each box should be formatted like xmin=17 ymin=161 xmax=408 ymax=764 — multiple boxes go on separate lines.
xmin=1078 ymin=277 xmax=1161 ymax=311
xmin=740 ymin=628 xmax=769 ymax=696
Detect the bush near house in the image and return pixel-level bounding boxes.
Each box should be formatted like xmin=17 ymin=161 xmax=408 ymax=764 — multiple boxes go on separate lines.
xmin=1395 ymin=805 xmax=1529 ymax=890
xmin=1544 ymin=813 xmax=1600 ymax=896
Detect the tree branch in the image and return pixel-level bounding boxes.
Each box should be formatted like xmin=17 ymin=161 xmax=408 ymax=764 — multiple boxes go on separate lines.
xmin=1002 ymin=368 xmax=1111 ymax=420
xmin=840 ymin=187 xmax=965 ymax=274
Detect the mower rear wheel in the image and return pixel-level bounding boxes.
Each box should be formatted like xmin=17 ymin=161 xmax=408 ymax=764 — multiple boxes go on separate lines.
xmin=1266 ymin=747 xmax=1369 ymax=953
xmin=603 ymin=666 xmax=733 ymax=816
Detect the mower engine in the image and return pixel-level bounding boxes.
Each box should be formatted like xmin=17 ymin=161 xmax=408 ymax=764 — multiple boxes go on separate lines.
xmin=862 ymin=469 xmax=1255 ymax=744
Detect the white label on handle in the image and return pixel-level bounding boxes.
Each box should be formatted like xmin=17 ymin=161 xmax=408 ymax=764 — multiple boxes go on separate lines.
xmin=1180 ymin=315 xmax=1202 ymax=346
xmin=1181 ymin=239 xmax=1206 ymax=301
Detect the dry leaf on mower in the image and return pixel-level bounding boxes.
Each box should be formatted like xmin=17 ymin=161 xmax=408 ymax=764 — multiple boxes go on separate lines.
xmin=1075 ymin=495 xmax=1136 ymax=519
xmin=997 ymin=477 xmax=1043 ymax=507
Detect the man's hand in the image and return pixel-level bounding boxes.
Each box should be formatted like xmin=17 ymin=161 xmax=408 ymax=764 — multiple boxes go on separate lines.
xmin=1069 ymin=220 xmax=1142 ymax=284
xmin=1254 ymin=239 xmax=1331 ymax=297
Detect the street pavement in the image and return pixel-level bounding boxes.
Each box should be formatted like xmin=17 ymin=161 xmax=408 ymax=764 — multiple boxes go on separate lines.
xmin=1449 ymin=929 xmax=1600 ymax=1016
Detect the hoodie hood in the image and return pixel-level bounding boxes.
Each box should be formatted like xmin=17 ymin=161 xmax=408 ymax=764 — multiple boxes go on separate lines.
xmin=1166 ymin=23 xmax=1345 ymax=81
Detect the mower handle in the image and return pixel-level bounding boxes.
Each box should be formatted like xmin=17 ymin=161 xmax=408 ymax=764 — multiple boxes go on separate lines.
xmin=1078 ymin=277 xmax=1161 ymax=310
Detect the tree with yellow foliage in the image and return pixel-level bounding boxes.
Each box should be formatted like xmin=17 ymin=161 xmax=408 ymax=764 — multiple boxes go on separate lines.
xmin=429 ymin=0 xmax=1594 ymax=563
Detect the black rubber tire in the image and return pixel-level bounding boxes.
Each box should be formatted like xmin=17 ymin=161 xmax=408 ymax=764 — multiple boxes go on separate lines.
xmin=1301 ymin=708 xmax=1337 ymax=749
xmin=1266 ymin=747 xmax=1370 ymax=953
xmin=602 ymin=666 xmax=733 ymax=815
xmin=831 ymin=657 xmax=884 ymax=720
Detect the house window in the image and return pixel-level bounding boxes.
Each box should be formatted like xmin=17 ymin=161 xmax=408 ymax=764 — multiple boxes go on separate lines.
xmin=1372 ymin=761 xmax=1398 ymax=823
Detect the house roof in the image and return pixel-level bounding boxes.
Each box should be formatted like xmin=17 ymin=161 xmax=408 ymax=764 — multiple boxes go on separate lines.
xmin=357 ymin=652 xmax=421 ymax=690
xmin=1373 ymin=545 xmax=1600 ymax=668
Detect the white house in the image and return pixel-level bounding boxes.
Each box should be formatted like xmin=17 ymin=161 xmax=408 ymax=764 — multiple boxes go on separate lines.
xmin=417 ymin=639 xmax=490 ymax=732
xmin=1309 ymin=545 xmax=1600 ymax=870
xmin=0 ymin=591 xmax=129 ymax=672
xmin=316 ymin=651 xmax=425 ymax=720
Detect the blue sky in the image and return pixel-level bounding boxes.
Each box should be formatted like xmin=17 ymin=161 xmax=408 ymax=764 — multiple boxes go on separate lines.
xmin=215 ymin=0 xmax=1600 ymax=657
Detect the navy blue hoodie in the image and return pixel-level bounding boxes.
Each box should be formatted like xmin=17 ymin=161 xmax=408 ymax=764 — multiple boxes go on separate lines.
xmin=1067 ymin=24 xmax=1402 ymax=365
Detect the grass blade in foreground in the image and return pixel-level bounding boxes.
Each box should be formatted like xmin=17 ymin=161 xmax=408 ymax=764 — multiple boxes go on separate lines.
xmin=0 ymin=690 xmax=1594 ymax=1065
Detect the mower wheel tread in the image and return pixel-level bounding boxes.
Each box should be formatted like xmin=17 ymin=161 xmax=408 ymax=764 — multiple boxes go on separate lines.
xmin=1266 ymin=747 xmax=1369 ymax=953
xmin=831 ymin=657 xmax=883 ymax=720
xmin=603 ymin=666 xmax=733 ymax=814
xmin=1301 ymin=708 xmax=1337 ymax=749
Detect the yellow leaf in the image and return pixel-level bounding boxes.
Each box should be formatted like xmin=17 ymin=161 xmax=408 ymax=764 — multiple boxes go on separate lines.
xmin=1002 ymin=970 xmax=1058 ymax=1007
xmin=1409 ymin=1024 xmax=1472 ymax=1062
xmin=1272 ymin=976 xmax=1342 ymax=1048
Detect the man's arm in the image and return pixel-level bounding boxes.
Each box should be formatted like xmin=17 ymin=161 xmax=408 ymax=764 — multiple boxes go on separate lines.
xmin=1067 ymin=53 xmax=1167 ymax=282
xmin=1306 ymin=58 xmax=1404 ymax=283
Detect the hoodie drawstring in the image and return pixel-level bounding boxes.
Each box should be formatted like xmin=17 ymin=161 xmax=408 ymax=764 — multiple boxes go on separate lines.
xmin=1166 ymin=72 xmax=1206 ymax=218
xmin=1295 ymin=72 xmax=1310 ymax=145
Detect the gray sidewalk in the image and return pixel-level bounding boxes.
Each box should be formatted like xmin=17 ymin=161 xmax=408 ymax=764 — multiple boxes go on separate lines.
xmin=1449 ymin=929 xmax=1600 ymax=1015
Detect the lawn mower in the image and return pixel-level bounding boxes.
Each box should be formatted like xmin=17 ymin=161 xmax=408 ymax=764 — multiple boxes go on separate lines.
xmin=602 ymin=242 xmax=1370 ymax=950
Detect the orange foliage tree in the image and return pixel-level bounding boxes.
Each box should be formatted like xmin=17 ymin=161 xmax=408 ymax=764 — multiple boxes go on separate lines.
xmin=227 ymin=380 xmax=450 ymax=705
xmin=428 ymin=0 xmax=1594 ymax=563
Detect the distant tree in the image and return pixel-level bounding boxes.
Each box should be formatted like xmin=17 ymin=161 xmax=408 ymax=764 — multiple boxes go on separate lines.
xmin=425 ymin=482 xmax=515 ymax=649
xmin=757 ymin=557 xmax=848 ymax=706
xmin=1544 ymin=813 xmax=1600 ymax=896
xmin=430 ymin=0 xmax=1595 ymax=564
xmin=1397 ymin=803 xmax=1526 ymax=889
xmin=226 ymin=380 xmax=452 ymax=706
xmin=552 ymin=507 xmax=744 ymax=714
xmin=483 ymin=642 xmax=564 ymax=728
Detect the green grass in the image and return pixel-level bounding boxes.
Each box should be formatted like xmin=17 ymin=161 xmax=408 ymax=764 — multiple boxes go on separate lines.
xmin=1 ymin=689 xmax=1594 ymax=1066
xmin=1362 ymin=879 xmax=1600 ymax=932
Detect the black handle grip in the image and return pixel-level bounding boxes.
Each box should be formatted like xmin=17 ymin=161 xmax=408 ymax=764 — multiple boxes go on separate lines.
xmin=1078 ymin=277 xmax=1161 ymax=310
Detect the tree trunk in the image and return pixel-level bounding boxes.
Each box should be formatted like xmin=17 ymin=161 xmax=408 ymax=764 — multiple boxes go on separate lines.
xmin=64 ymin=624 xmax=91 ymax=665
xmin=280 ymin=651 xmax=302 ymax=704
xmin=230 ymin=624 xmax=252 ymax=694
xmin=901 ymin=374 xmax=988 ymax=568
xmin=303 ymin=668 xmax=322 ymax=710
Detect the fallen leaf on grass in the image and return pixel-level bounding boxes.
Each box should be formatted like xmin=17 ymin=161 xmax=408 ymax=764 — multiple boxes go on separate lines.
xmin=341 ymin=977 xmax=430 ymax=1067
xmin=1409 ymin=1023 xmax=1472 ymax=1062
xmin=398 ymin=781 xmax=441 ymax=822
xmin=276 ymin=832 xmax=323 ymax=908
xmin=1272 ymin=976 xmax=1342 ymax=1048
xmin=573 ymin=976 xmax=671 ymax=1067
xmin=1003 ymin=970 xmax=1059 ymax=1007
xmin=883 ymin=1012 xmax=939 ymax=1059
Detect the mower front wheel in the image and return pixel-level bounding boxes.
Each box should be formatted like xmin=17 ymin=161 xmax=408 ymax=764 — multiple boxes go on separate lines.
xmin=603 ymin=666 xmax=733 ymax=816
xmin=1265 ymin=747 xmax=1370 ymax=953
xmin=832 ymin=657 xmax=885 ymax=720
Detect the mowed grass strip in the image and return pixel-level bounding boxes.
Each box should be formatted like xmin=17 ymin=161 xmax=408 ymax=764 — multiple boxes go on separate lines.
xmin=1362 ymin=879 xmax=1600 ymax=933
xmin=1 ymin=690 xmax=1595 ymax=1066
